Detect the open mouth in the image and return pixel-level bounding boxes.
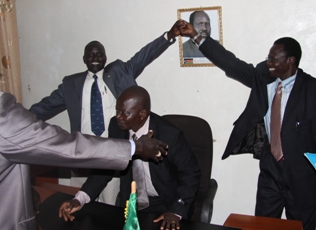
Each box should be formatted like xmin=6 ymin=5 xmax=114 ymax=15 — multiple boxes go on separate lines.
xmin=91 ymin=62 xmax=100 ymax=65
xmin=269 ymin=68 xmax=275 ymax=71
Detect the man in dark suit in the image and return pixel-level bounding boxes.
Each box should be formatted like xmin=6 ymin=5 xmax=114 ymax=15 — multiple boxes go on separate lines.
xmin=179 ymin=21 xmax=316 ymax=229
xmin=59 ymin=86 xmax=200 ymax=230
xmin=29 ymin=21 xmax=183 ymax=204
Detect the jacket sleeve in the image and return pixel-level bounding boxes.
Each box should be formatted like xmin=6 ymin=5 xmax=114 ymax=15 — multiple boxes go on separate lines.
xmin=80 ymin=170 xmax=116 ymax=200
xmin=199 ymin=36 xmax=260 ymax=88
xmin=167 ymin=130 xmax=201 ymax=218
xmin=124 ymin=33 xmax=175 ymax=79
xmin=0 ymin=92 xmax=131 ymax=171
xmin=29 ymin=82 xmax=66 ymax=121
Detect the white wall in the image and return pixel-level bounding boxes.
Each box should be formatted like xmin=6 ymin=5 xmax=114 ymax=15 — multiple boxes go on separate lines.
xmin=16 ymin=0 xmax=316 ymax=225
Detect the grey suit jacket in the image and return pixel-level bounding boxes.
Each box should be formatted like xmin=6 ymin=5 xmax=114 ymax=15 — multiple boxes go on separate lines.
xmin=0 ymin=92 xmax=132 ymax=230
xmin=29 ymin=33 xmax=175 ymax=132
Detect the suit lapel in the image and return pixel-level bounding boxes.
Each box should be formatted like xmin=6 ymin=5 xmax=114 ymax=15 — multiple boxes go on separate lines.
xmin=102 ymin=68 xmax=118 ymax=98
xmin=73 ymin=71 xmax=88 ymax=107
xmin=282 ymin=69 xmax=304 ymax=127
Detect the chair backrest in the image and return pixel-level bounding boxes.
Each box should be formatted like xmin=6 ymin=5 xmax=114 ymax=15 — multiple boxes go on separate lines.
xmin=162 ymin=114 xmax=213 ymax=222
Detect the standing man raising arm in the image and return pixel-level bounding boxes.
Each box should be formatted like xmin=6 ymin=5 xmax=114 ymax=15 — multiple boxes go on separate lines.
xmin=179 ymin=20 xmax=316 ymax=230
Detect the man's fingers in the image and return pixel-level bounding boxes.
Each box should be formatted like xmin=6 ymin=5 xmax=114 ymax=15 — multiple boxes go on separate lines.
xmin=153 ymin=215 xmax=164 ymax=223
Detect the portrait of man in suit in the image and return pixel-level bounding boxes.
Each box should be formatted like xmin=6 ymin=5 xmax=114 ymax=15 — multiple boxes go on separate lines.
xmin=58 ymin=85 xmax=200 ymax=230
xmin=182 ymin=10 xmax=212 ymax=58
xmin=178 ymin=7 xmax=222 ymax=66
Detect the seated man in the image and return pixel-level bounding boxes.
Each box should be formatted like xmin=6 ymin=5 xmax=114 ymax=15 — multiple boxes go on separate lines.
xmin=59 ymin=85 xmax=200 ymax=230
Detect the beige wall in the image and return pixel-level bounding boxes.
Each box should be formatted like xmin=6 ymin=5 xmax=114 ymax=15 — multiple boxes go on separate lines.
xmin=16 ymin=0 xmax=316 ymax=225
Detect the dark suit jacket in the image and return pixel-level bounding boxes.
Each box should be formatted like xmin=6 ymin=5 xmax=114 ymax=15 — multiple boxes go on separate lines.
xmin=80 ymin=112 xmax=200 ymax=219
xmin=199 ymin=36 xmax=316 ymax=214
xmin=29 ymin=34 xmax=175 ymax=132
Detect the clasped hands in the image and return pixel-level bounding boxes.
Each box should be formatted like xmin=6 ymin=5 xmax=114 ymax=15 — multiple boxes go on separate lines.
xmin=167 ymin=19 xmax=198 ymax=40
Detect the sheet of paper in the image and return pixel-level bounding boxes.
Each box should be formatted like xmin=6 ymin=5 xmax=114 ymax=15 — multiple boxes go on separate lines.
xmin=304 ymin=152 xmax=316 ymax=170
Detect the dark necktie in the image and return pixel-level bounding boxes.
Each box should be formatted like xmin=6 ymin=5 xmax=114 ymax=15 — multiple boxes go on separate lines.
xmin=270 ymin=82 xmax=284 ymax=161
xmin=90 ymin=75 xmax=105 ymax=136
xmin=131 ymin=134 xmax=149 ymax=210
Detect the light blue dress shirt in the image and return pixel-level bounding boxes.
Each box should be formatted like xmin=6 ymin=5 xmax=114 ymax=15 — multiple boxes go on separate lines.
xmin=264 ymin=72 xmax=297 ymax=142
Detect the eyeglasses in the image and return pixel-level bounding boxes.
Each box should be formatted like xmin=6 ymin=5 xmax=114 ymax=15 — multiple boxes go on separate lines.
xmin=266 ymin=55 xmax=288 ymax=63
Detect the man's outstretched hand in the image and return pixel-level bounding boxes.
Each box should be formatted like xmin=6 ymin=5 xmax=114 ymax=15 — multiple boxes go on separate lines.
xmin=59 ymin=199 xmax=81 ymax=221
xmin=134 ymin=130 xmax=168 ymax=162
xmin=154 ymin=212 xmax=181 ymax=230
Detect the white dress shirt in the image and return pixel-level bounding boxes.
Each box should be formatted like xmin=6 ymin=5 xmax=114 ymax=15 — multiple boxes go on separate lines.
xmin=81 ymin=69 xmax=116 ymax=137
xmin=129 ymin=116 xmax=158 ymax=197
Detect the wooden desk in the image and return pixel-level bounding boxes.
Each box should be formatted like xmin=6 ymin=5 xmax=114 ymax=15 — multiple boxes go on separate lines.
xmin=37 ymin=193 xmax=241 ymax=230
xmin=224 ymin=213 xmax=303 ymax=230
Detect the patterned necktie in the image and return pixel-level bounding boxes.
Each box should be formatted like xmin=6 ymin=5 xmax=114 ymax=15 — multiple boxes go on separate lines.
xmin=270 ymin=82 xmax=284 ymax=161
xmin=90 ymin=75 xmax=105 ymax=136
xmin=131 ymin=134 xmax=149 ymax=210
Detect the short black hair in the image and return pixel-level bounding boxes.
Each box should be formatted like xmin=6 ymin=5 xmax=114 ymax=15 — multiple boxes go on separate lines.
xmin=274 ymin=37 xmax=302 ymax=67
xmin=84 ymin=41 xmax=105 ymax=54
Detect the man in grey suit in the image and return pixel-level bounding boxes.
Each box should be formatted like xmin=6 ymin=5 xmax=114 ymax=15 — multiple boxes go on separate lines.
xmin=0 ymin=91 xmax=167 ymax=230
xmin=29 ymin=21 xmax=182 ymax=204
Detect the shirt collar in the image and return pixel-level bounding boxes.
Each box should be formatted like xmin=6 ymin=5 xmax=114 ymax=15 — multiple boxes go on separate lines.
xmin=129 ymin=115 xmax=150 ymax=139
xmin=276 ymin=70 xmax=297 ymax=88
xmin=87 ymin=69 xmax=104 ymax=80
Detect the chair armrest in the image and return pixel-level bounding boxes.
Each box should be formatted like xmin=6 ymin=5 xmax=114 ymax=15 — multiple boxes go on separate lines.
xmin=200 ymin=178 xmax=218 ymax=223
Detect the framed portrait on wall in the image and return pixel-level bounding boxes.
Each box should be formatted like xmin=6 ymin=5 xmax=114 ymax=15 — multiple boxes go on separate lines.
xmin=178 ymin=6 xmax=223 ymax=67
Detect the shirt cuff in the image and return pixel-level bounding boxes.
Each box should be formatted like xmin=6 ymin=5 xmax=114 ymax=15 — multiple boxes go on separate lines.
xmin=174 ymin=213 xmax=182 ymax=220
xmin=130 ymin=140 xmax=136 ymax=156
xmin=192 ymin=38 xmax=205 ymax=48
xmin=74 ymin=190 xmax=91 ymax=208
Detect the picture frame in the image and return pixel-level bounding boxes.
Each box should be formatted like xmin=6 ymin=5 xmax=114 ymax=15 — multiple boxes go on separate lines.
xmin=178 ymin=6 xmax=223 ymax=67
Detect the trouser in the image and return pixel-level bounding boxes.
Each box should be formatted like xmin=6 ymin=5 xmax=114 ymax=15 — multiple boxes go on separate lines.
xmin=140 ymin=196 xmax=168 ymax=215
xmin=255 ymin=149 xmax=316 ymax=230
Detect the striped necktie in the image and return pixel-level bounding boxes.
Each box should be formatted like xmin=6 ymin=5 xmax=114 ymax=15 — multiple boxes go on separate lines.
xmin=270 ymin=82 xmax=284 ymax=161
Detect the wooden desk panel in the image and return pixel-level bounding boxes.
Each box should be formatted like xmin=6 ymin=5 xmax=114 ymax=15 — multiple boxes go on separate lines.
xmin=37 ymin=192 xmax=241 ymax=230
xmin=224 ymin=213 xmax=302 ymax=230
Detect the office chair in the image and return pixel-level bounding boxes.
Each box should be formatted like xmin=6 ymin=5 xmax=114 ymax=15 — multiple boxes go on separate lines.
xmin=162 ymin=114 xmax=218 ymax=224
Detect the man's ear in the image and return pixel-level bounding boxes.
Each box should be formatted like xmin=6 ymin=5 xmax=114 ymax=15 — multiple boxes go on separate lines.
xmin=288 ymin=57 xmax=296 ymax=66
xmin=83 ymin=56 xmax=86 ymax=64
xmin=140 ymin=109 xmax=148 ymax=120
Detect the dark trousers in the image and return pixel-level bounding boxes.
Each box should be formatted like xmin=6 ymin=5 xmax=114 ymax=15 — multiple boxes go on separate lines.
xmin=140 ymin=196 xmax=168 ymax=215
xmin=255 ymin=149 xmax=316 ymax=230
